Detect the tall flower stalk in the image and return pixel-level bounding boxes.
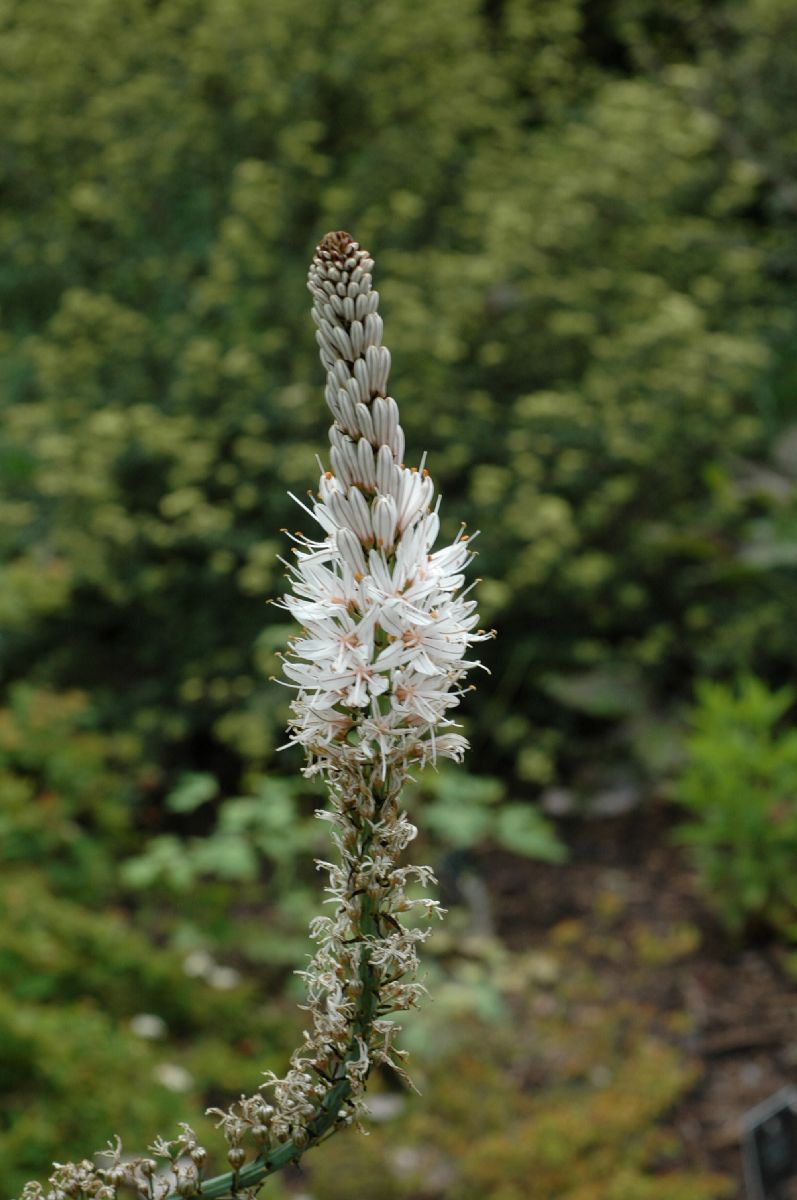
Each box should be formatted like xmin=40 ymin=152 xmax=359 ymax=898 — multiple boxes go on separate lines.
xmin=18 ymin=233 xmax=487 ymax=1200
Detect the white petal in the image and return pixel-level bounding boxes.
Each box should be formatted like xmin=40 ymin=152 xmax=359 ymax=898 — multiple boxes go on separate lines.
xmin=350 ymin=319 xmax=364 ymax=358
xmin=372 ymin=494 xmax=398 ymax=553
xmin=348 ymin=487 xmax=373 ymax=543
xmin=364 ymin=312 xmax=383 ymax=348
xmin=355 ymin=402 xmax=375 ymax=442
xmin=336 ymin=528 xmax=367 ymax=576
xmin=357 ymin=437 xmax=376 ymax=488
xmin=376 ymin=444 xmax=394 ymax=494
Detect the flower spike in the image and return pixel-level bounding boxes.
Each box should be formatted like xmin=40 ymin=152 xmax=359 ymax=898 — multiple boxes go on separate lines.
xmin=282 ymin=231 xmax=489 ymax=780
xmin=16 ymin=233 xmax=488 ymax=1200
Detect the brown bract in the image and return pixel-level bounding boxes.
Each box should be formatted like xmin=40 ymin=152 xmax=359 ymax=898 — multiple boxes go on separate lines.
xmin=318 ymin=230 xmax=355 ymax=260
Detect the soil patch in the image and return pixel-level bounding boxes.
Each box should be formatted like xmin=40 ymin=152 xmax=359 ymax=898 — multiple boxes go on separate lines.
xmin=483 ymin=804 xmax=797 ymax=1198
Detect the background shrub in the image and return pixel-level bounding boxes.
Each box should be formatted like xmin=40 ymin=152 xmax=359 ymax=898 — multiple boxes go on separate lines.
xmin=674 ymin=677 xmax=797 ymax=939
xmin=4 ymin=0 xmax=797 ymax=1192
xmin=2 ymin=0 xmax=797 ymax=806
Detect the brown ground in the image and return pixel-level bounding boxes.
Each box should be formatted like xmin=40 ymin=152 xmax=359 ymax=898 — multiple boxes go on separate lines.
xmin=485 ymin=804 xmax=797 ymax=1199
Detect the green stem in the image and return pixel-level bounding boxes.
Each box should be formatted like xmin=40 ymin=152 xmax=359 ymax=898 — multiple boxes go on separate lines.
xmin=170 ymin=832 xmax=382 ymax=1200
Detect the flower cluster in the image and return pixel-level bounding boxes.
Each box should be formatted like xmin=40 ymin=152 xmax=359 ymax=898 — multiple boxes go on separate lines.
xmin=16 ymin=233 xmax=487 ymax=1200
xmin=280 ymin=229 xmax=489 ymax=783
xmin=19 ymin=1129 xmax=211 ymax=1200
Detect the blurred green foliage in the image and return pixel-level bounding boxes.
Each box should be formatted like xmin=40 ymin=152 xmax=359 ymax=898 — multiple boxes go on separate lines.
xmin=3 ymin=0 xmax=797 ymax=801
xmin=303 ymin=917 xmax=731 ymax=1200
xmin=411 ymin=766 xmax=565 ymax=860
xmin=0 ymin=868 xmax=298 ymax=1197
xmin=674 ymin=676 xmax=797 ymax=938
xmin=121 ymin=765 xmax=563 ymax=970
xmin=0 ymin=686 xmax=139 ymax=901
xmin=122 ymin=772 xmax=320 ymax=892
xmin=3 ymin=0 xmax=797 ymax=1191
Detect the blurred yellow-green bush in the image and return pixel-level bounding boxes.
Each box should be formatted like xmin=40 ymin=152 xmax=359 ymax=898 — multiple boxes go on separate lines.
xmin=3 ymin=0 xmax=797 ymax=801
xmin=3 ymin=0 xmax=797 ymax=1192
xmin=302 ymin=919 xmax=733 ymax=1200
xmin=674 ymin=676 xmax=797 ymax=939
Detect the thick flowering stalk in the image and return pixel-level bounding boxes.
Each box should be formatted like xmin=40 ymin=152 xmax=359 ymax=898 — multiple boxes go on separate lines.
xmin=17 ymin=234 xmax=487 ymax=1200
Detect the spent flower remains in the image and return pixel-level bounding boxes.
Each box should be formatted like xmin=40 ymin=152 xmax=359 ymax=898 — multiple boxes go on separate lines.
xmin=19 ymin=232 xmax=489 ymax=1200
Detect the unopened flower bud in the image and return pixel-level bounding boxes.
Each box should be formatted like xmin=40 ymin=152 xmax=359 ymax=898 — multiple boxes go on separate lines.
xmin=175 ymin=1171 xmax=198 ymax=1198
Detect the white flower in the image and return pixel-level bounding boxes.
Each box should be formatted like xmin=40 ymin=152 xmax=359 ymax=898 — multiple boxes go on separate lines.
xmin=279 ymin=230 xmax=490 ymax=781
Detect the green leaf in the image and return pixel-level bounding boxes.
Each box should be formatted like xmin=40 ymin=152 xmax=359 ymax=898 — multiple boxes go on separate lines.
xmin=121 ymin=836 xmax=197 ymax=891
xmin=425 ymin=800 xmax=494 ymax=849
xmin=420 ymin=767 xmax=504 ymax=808
xmin=166 ymin=773 xmax=219 ymax=813
xmin=540 ymin=668 xmax=645 ymax=719
xmin=193 ymin=835 xmax=259 ymax=882
xmin=494 ymin=805 xmax=567 ymax=862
